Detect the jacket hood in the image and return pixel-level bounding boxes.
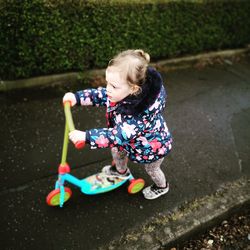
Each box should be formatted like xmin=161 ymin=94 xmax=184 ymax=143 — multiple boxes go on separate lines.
xmin=116 ymin=67 xmax=165 ymax=116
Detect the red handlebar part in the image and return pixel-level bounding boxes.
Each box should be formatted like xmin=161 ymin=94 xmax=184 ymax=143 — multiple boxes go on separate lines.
xmin=75 ymin=140 xmax=86 ymax=149
xmin=58 ymin=163 xmax=71 ymax=174
xmin=63 ymin=100 xmax=73 ymax=107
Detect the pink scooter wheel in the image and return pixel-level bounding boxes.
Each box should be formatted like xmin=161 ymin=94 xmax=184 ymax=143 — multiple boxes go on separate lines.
xmin=128 ymin=178 xmax=145 ymax=194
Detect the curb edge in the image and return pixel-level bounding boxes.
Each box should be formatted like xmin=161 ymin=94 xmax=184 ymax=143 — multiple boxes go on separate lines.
xmin=100 ymin=178 xmax=250 ymax=250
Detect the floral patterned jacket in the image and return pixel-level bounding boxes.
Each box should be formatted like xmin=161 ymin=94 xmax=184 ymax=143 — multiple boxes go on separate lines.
xmin=75 ymin=67 xmax=172 ymax=163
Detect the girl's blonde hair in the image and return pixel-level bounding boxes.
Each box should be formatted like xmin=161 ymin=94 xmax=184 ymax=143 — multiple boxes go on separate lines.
xmin=108 ymin=49 xmax=150 ymax=94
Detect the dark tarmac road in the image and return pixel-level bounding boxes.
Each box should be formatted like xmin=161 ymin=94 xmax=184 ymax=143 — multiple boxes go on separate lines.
xmin=0 ymin=58 xmax=250 ymax=250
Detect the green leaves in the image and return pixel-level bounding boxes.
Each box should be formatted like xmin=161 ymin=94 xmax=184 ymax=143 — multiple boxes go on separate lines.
xmin=1 ymin=0 xmax=250 ymax=80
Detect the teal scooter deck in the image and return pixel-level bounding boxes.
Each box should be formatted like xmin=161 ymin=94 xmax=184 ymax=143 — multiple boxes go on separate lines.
xmin=82 ymin=171 xmax=132 ymax=195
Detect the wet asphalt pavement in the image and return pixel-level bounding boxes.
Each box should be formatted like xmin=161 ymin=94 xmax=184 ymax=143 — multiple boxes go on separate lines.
xmin=0 ymin=58 xmax=250 ymax=250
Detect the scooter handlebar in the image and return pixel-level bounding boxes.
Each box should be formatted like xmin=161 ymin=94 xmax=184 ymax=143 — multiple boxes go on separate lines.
xmin=63 ymin=101 xmax=85 ymax=150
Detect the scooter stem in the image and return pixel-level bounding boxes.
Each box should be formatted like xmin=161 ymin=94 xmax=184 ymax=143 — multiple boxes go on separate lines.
xmin=60 ymin=102 xmax=75 ymax=165
xmin=64 ymin=102 xmax=75 ymax=132
xmin=61 ymin=121 xmax=69 ymax=165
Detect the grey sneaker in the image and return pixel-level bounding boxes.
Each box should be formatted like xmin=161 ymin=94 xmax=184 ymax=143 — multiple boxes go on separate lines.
xmin=143 ymin=183 xmax=169 ymax=200
xmin=102 ymin=165 xmax=130 ymax=179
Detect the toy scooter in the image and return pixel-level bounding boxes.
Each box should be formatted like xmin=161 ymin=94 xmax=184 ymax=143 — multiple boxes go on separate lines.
xmin=46 ymin=101 xmax=145 ymax=207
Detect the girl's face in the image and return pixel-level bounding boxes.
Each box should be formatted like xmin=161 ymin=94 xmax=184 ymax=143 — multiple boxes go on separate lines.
xmin=105 ymin=67 xmax=134 ymax=103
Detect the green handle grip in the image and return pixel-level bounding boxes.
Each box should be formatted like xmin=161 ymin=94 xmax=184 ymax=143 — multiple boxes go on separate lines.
xmin=64 ymin=101 xmax=75 ymax=132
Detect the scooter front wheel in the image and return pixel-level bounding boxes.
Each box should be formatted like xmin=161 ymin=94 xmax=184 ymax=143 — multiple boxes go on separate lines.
xmin=46 ymin=187 xmax=72 ymax=206
xmin=128 ymin=178 xmax=145 ymax=194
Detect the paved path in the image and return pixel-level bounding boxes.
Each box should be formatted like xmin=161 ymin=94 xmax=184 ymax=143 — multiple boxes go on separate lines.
xmin=0 ymin=58 xmax=249 ymax=250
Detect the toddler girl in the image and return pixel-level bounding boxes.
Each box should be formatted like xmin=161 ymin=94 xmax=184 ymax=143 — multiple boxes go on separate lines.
xmin=63 ymin=49 xmax=173 ymax=199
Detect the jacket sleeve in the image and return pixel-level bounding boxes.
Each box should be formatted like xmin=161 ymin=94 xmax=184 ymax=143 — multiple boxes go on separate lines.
xmin=75 ymin=87 xmax=107 ymax=107
xmin=85 ymin=115 xmax=145 ymax=149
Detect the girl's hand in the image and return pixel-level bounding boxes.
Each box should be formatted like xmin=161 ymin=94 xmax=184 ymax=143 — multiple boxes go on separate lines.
xmin=69 ymin=130 xmax=86 ymax=144
xmin=63 ymin=92 xmax=77 ymax=106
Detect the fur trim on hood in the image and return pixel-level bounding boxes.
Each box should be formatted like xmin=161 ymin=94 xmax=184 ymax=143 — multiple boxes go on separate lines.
xmin=116 ymin=67 xmax=163 ymax=115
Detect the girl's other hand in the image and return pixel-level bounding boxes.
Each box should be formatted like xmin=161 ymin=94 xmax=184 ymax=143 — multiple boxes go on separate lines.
xmin=63 ymin=92 xmax=77 ymax=106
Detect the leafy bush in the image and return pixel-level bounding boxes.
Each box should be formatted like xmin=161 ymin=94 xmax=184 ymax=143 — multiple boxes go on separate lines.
xmin=0 ymin=0 xmax=250 ymax=80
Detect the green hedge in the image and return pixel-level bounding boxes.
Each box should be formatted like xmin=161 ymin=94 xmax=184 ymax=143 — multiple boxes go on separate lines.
xmin=0 ymin=0 xmax=250 ymax=80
